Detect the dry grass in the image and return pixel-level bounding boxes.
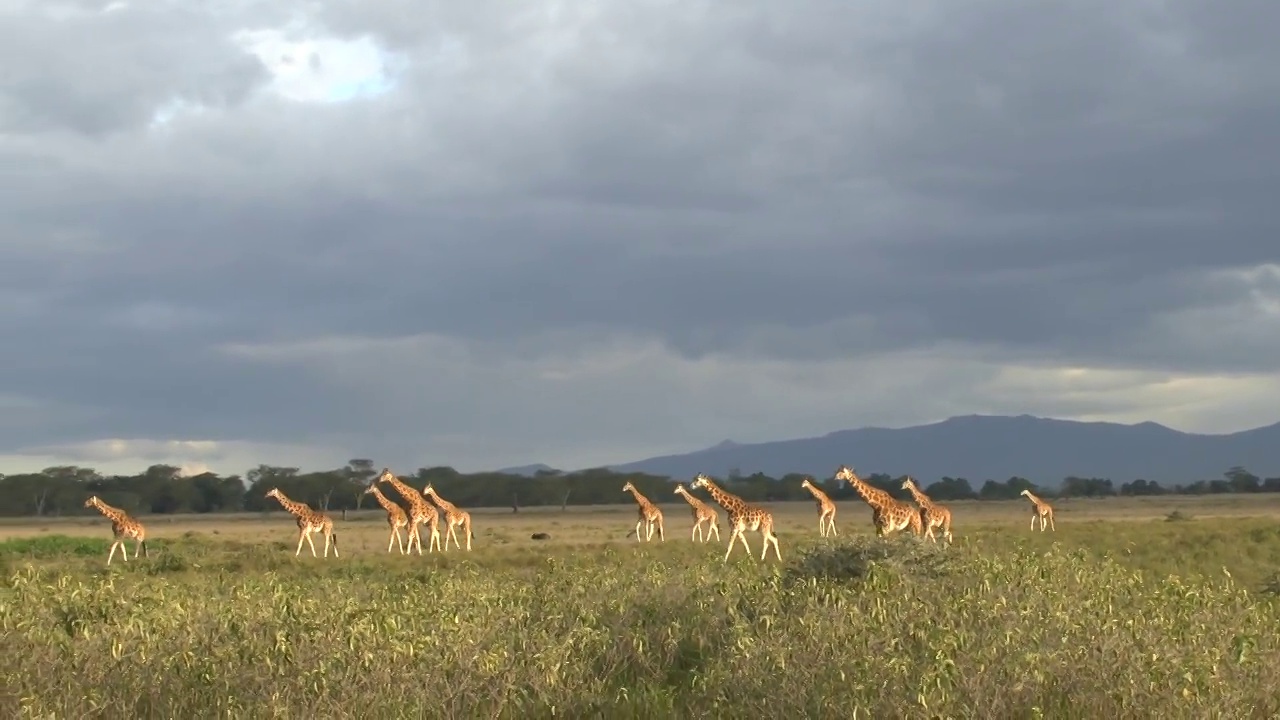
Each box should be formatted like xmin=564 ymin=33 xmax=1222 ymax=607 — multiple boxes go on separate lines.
xmin=4 ymin=494 xmax=1280 ymax=718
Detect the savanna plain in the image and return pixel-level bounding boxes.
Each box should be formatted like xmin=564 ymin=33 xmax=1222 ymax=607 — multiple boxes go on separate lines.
xmin=5 ymin=494 xmax=1280 ymax=719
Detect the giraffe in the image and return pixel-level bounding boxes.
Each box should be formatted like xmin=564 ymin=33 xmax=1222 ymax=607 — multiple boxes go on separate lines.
xmin=422 ymin=483 xmax=475 ymax=551
xmin=376 ymin=468 xmax=440 ymax=554
xmin=834 ymin=465 xmax=922 ymax=538
xmin=83 ymin=495 xmax=148 ymax=566
xmin=674 ymin=483 xmax=721 ymax=542
xmin=690 ymin=473 xmax=781 ymax=561
xmin=901 ymin=476 xmax=953 ymax=544
xmin=265 ymin=488 xmax=339 ymax=557
xmin=363 ymin=483 xmax=410 ymax=554
xmin=800 ymin=476 xmax=839 ymax=537
xmin=1020 ymin=489 xmax=1056 ymax=531
xmin=622 ymin=481 xmax=665 ymax=542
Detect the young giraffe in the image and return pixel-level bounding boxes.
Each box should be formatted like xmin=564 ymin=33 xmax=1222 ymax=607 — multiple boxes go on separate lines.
xmin=1020 ymin=489 xmax=1056 ymax=531
xmin=265 ymin=488 xmax=339 ymax=557
xmin=422 ymin=483 xmax=475 ymax=551
xmin=800 ymin=476 xmax=839 ymax=537
xmin=674 ymin=483 xmax=721 ymax=542
xmin=83 ymin=495 xmax=148 ymax=566
xmin=363 ymin=483 xmax=410 ymax=554
xmin=901 ymin=476 xmax=953 ymax=545
xmin=376 ymin=468 xmax=440 ymax=554
xmin=622 ymin=481 xmax=665 ymax=542
xmin=834 ymin=466 xmax=923 ymax=538
xmin=690 ymin=473 xmax=781 ymax=561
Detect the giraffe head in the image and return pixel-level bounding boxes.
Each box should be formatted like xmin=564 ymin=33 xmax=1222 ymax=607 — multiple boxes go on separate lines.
xmin=265 ymin=487 xmax=284 ymax=501
xmin=801 ymin=477 xmax=815 ymax=490
xmin=377 ymin=468 xmax=397 ymax=485
xmin=362 ymin=484 xmax=380 ymax=496
xmin=901 ymin=477 xmax=919 ymax=492
xmin=422 ymin=483 xmax=437 ymax=497
xmin=1019 ymin=489 xmax=1032 ymax=497
xmin=835 ymin=465 xmax=858 ymax=484
xmin=83 ymin=495 xmax=101 ymax=509
xmin=690 ymin=473 xmax=712 ymax=490
xmin=622 ymin=481 xmax=636 ymax=494
xmin=673 ymin=483 xmax=687 ymax=495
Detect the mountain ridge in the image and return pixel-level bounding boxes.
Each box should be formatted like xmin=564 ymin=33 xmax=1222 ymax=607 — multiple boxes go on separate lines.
xmin=496 ymin=415 xmax=1280 ymax=486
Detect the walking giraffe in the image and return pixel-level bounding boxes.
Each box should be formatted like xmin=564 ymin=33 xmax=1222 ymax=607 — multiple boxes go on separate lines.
xmin=422 ymin=483 xmax=475 ymax=551
xmin=265 ymin=488 xmax=339 ymax=557
xmin=1020 ymin=489 xmax=1056 ymax=531
xmin=83 ymin=495 xmax=148 ymax=566
xmin=674 ymin=483 xmax=721 ymax=542
xmin=901 ymin=476 xmax=953 ymax=544
xmin=834 ymin=465 xmax=922 ymax=538
xmin=363 ymin=483 xmax=410 ymax=554
xmin=690 ymin=473 xmax=781 ymax=561
xmin=800 ymin=476 xmax=838 ymax=537
xmin=622 ymin=481 xmax=665 ymax=542
xmin=376 ymin=468 xmax=441 ymax=554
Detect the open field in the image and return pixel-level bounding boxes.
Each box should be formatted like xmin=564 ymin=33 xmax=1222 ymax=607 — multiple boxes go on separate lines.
xmin=5 ymin=494 xmax=1280 ymax=717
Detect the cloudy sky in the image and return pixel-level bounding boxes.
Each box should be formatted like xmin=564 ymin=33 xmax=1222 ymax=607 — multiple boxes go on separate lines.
xmin=2 ymin=0 xmax=1278 ymax=477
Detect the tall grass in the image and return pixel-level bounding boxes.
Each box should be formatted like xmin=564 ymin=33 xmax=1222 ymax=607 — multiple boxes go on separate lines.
xmin=4 ymin=526 xmax=1280 ymax=718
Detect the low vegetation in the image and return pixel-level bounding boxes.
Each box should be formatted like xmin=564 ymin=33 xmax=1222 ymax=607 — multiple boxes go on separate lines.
xmin=5 ymin=510 xmax=1280 ymax=718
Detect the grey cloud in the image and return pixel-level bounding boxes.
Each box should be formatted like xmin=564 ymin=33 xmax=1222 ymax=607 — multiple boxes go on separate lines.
xmin=0 ymin=0 xmax=1278 ymax=469
xmin=0 ymin=3 xmax=270 ymax=136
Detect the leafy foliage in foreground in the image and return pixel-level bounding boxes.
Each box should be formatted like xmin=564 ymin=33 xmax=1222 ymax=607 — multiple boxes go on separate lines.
xmin=3 ymin=534 xmax=1280 ymax=718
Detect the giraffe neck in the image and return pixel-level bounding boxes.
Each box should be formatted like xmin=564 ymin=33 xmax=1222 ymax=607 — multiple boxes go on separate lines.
xmin=369 ymin=487 xmax=399 ymax=513
xmin=849 ymin=477 xmax=890 ymax=508
xmin=426 ymin=491 xmax=458 ymax=513
xmin=678 ymin=490 xmax=705 ymax=508
xmin=804 ymin=484 xmax=829 ymax=503
xmin=386 ymin=477 xmax=426 ymax=507
xmin=626 ymin=487 xmax=651 ymax=508
xmin=703 ymin=481 xmax=744 ymax=511
xmin=274 ymin=494 xmax=311 ymax=517
xmin=1025 ymin=492 xmax=1042 ymax=505
xmin=905 ymin=485 xmax=933 ymax=508
xmin=92 ymin=500 xmax=126 ymax=523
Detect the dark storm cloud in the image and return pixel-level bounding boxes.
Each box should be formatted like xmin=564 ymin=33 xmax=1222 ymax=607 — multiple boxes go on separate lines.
xmin=1 ymin=0 xmax=1278 ymax=468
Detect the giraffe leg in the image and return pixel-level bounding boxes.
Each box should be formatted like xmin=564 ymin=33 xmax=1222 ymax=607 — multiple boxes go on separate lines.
xmin=294 ymin=531 xmax=307 ymax=556
xmin=464 ymin=516 xmax=472 ymax=551
xmin=709 ymin=522 xmax=720 ymax=542
xmin=658 ymin=518 xmax=664 ymax=542
xmin=634 ymin=520 xmax=643 ymax=542
xmin=448 ymin=523 xmax=461 ymax=550
xmin=106 ymin=541 xmax=118 ymax=566
xmin=388 ymin=528 xmax=398 ymax=553
xmin=119 ymin=541 xmax=129 ymax=562
xmin=829 ymin=514 xmax=839 ymax=536
xmin=323 ymin=532 xmax=332 ymax=558
xmin=136 ymin=538 xmax=147 ymax=558
xmin=1030 ymin=514 xmax=1037 ymax=531
xmin=305 ymin=531 xmax=318 ymax=557
xmin=432 ymin=528 xmax=442 ymax=552
xmin=763 ymin=528 xmax=781 ymax=561
xmin=691 ymin=522 xmax=699 ymax=542
xmin=723 ymin=529 xmax=741 ymax=561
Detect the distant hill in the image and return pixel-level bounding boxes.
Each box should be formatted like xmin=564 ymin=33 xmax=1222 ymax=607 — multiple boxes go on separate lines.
xmin=495 ymin=463 xmax=560 ymax=477
xmin=600 ymin=415 xmax=1280 ymax=487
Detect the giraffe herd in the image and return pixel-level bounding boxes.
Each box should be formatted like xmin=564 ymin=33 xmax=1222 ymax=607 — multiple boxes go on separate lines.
xmin=79 ymin=465 xmax=1058 ymax=566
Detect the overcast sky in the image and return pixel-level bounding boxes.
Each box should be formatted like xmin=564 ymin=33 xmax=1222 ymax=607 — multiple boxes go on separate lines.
xmin=2 ymin=0 xmax=1278 ymax=477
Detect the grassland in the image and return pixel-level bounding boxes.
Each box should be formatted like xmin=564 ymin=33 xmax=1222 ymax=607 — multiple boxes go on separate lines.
xmin=5 ymin=495 xmax=1280 ymax=718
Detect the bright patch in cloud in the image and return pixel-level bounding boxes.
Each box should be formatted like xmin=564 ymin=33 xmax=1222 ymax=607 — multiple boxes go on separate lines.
xmin=233 ymin=28 xmax=400 ymax=103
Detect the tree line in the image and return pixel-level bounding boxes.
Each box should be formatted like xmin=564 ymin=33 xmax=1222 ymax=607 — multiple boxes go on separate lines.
xmin=0 ymin=460 xmax=1275 ymax=518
